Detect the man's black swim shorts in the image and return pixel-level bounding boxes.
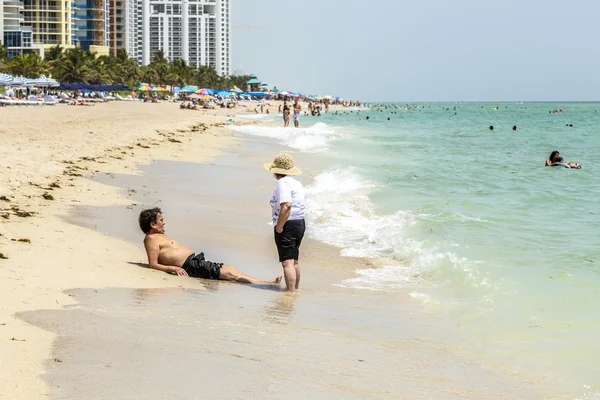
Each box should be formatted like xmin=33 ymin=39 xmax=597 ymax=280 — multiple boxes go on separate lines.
xmin=182 ymin=253 xmax=222 ymax=280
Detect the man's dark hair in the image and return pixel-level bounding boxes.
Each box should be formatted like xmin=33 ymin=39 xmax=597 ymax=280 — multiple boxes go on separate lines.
xmin=139 ymin=207 xmax=162 ymax=234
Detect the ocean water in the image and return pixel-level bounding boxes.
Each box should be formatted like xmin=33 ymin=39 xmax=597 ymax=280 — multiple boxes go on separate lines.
xmin=229 ymin=103 xmax=600 ymax=399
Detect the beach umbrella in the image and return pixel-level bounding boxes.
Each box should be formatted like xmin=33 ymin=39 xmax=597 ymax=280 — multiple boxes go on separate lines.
xmin=323 ymin=95 xmax=333 ymax=100
xmin=30 ymin=76 xmax=59 ymax=88
xmin=137 ymin=84 xmax=152 ymax=91
xmin=181 ymin=85 xmax=198 ymax=92
xmin=195 ymin=88 xmax=213 ymax=95
xmin=9 ymin=76 xmax=33 ymax=87
xmin=0 ymin=73 xmax=14 ymax=86
xmin=187 ymin=93 xmax=202 ymax=99
xmin=202 ymin=95 xmax=213 ymax=100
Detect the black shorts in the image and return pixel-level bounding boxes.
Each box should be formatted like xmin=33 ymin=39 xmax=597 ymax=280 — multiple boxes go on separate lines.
xmin=182 ymin=253 xmax=222 ymax=280
xmin=274 ymin=219 xmax=305 ymax=262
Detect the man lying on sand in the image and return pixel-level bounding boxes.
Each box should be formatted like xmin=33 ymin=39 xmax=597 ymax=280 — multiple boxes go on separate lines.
xmin=139 ymin=208 xmax=281 ymax=284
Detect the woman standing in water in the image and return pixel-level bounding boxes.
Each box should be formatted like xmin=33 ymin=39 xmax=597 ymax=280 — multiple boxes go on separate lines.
xmin=265 ymin=153 xmax=306 ymax=291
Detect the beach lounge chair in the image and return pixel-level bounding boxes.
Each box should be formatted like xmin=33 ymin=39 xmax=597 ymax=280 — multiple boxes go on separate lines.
xmin=25 ymin=95 xmax=43 ymax=106
xmin=100 ymin=92 xmax=116 ymax=101
xmin=44 ymin=95 xmax=59 ymax=105
xmin=116 ymin=94 xmax=134 ymax=101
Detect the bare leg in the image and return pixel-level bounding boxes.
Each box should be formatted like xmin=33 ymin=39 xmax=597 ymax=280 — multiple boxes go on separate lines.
xmin=294 ymin=260 xmax=300 ymax=290
xmin=281 ymin=260 xmax=297 ymax=291
xmin=219 ymin=266 xmax=281 ymax=285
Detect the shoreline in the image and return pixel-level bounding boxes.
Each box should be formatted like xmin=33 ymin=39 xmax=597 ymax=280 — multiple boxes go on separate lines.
xmin=0 ymin=102 xmax=253 ymax=397
xmin=0 ymin=100 xmax=360 ymax=397
xmin=1 ymin=101 xmax=554 ymax=399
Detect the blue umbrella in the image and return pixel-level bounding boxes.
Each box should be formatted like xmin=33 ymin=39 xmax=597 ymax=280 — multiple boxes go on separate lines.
xmin=181 ymin=85 xmax=198 ymax=92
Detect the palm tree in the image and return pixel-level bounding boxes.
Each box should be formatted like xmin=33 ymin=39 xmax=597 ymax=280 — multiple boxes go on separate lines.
xmin=149 ymin=49 xmax=170 ymax=85
xmin=1 ymin=44 xmax=249 ymax=91
xmin=116 ymin=48 xmax=129 ymax=62
xmin=151 ymin=49 xmax=168 ymax=65
xmin=5 ymin=53 xmax=46 ymax=78
xmin=196 ymin=65 xmax=219 ymax=88
xmin=169 ymin=59 xmax=195 ymax=87
xmin=52 ymin=47 xmax=92 ymax=83
xmin=87 ymin=55 xmax=113 ymax=84
xmin=0 ymin=45 xmax=8 ymax=73
xmin=44 ymin=45 xmax=63 ymax=63
xmin=139 ymin=65 xmax=158 ymax=86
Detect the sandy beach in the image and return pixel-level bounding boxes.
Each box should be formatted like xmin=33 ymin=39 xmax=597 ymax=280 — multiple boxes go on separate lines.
xmin=0 ymin=101 xmax=549 ymax=399
xmin=0 ymin=101 xmax=246 ymax=397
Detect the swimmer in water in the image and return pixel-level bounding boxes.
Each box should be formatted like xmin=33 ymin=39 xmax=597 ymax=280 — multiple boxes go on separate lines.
xmin=545 ymin=150 xmax=581 ymax=169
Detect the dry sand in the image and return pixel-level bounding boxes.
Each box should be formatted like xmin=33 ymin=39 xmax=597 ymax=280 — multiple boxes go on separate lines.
xmin=0 ymin=101 xmax=258 ymax=397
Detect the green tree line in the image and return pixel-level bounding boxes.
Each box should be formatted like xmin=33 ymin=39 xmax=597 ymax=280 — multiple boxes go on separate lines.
xmin=0 ymin=45 xmax=252 ymax=90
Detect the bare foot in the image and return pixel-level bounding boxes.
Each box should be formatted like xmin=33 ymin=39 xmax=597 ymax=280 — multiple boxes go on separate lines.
xmin=269 ymin=276 xmax=283 ymax=285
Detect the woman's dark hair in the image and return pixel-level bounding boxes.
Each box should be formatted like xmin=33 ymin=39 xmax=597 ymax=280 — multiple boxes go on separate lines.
xmin=549 ymin=150 xmax=559 ymax=163
xmin=274 ymin=173 xmax=287 ymax=179
xmin=139 ymin=207 xmax=162 ymax=234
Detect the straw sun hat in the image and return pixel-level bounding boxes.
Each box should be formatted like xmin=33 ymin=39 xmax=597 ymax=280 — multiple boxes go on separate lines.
xmin=264 ymin=153 xmax=302 ymax=176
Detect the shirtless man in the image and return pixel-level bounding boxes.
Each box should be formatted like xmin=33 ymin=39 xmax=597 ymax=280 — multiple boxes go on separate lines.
xmin=293 ymin=98 xmax=302 ymax=128
xmin=139 ymin=208 xmax=281 ymax=284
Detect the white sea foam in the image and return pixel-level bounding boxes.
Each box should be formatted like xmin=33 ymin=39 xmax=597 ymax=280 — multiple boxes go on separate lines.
xmin=233 ymin=113 xmax=276 ymax=121
xmin=577 ymin=386 xmax=600 ymax=400
xmin=227 ymin=122 xmax=341 ymax=151
xmin=305 ymin=168 xmax=485 ymax=292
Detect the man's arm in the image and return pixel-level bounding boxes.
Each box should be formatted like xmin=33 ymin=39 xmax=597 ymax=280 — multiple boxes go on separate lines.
xmin=143 ymin=236 xmax=189 ymax=276
xmin=276 ymin=202 xmax=292 ymax=233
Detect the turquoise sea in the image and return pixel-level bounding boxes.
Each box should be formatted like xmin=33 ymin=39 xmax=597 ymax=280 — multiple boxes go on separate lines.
xmin=231 ymin=103 xmax=600 ymax=399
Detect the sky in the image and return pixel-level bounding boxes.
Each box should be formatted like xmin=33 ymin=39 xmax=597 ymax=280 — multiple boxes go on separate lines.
xmin=232 ymin=0 xmax=600 ymax=102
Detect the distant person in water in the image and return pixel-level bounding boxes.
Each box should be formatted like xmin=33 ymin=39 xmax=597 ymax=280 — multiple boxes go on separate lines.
xmin=545 ymin=150 xmax=581 ymax=169
xmin=489 ymin=125 xmax=494 ymax=130
xmin=293 ymin=98 xmax=302 ymax=128
xmin=512 ymin=125 xmax=517 ymax=131
xmin=139 ymin=208 xmax=281 ymax=284
xmin=283 ymin=101 xmax=290 ymax=127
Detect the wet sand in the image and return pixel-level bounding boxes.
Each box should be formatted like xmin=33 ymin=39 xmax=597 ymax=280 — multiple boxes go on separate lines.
xmin=0 ymin=101 xmax=252 ymax=397
xmin=17 ymin=138 xmax=547 ymax=399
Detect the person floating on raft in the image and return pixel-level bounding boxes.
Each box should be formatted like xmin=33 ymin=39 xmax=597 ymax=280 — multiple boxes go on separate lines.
xmin=545 ymin=150 xmax=581 ymax=169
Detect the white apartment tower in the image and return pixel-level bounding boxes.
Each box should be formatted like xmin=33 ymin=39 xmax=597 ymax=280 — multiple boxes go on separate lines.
xmin=130 ymin=0 xmax=230 ymax=75
xmin=0 ymin=4 xmax=4 ymax=44
xmin=215 ymin=0 xmax=230 ymax=77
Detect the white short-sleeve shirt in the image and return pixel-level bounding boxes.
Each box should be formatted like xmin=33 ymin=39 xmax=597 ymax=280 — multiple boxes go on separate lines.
xmin=270 ymin=176 xmax=306 ymax=225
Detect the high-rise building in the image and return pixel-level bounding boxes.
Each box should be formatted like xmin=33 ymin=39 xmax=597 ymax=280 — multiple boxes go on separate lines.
xmin=214 ymin=0 xmax=230 ymax=76
xmin=1 ymin=3 xmax=4 ymax=43
xmin=115 ymin=0 xmax=230 ymax=75
xmin=72 ymin=0 xmax=109 ymax=53
xmin=3 ymin=0 xmax=41 ymax=57
xmin=22 ymin=0 xmax=73 ymax=49
xmin=106 ymin=0 xmax=135 ymax=57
